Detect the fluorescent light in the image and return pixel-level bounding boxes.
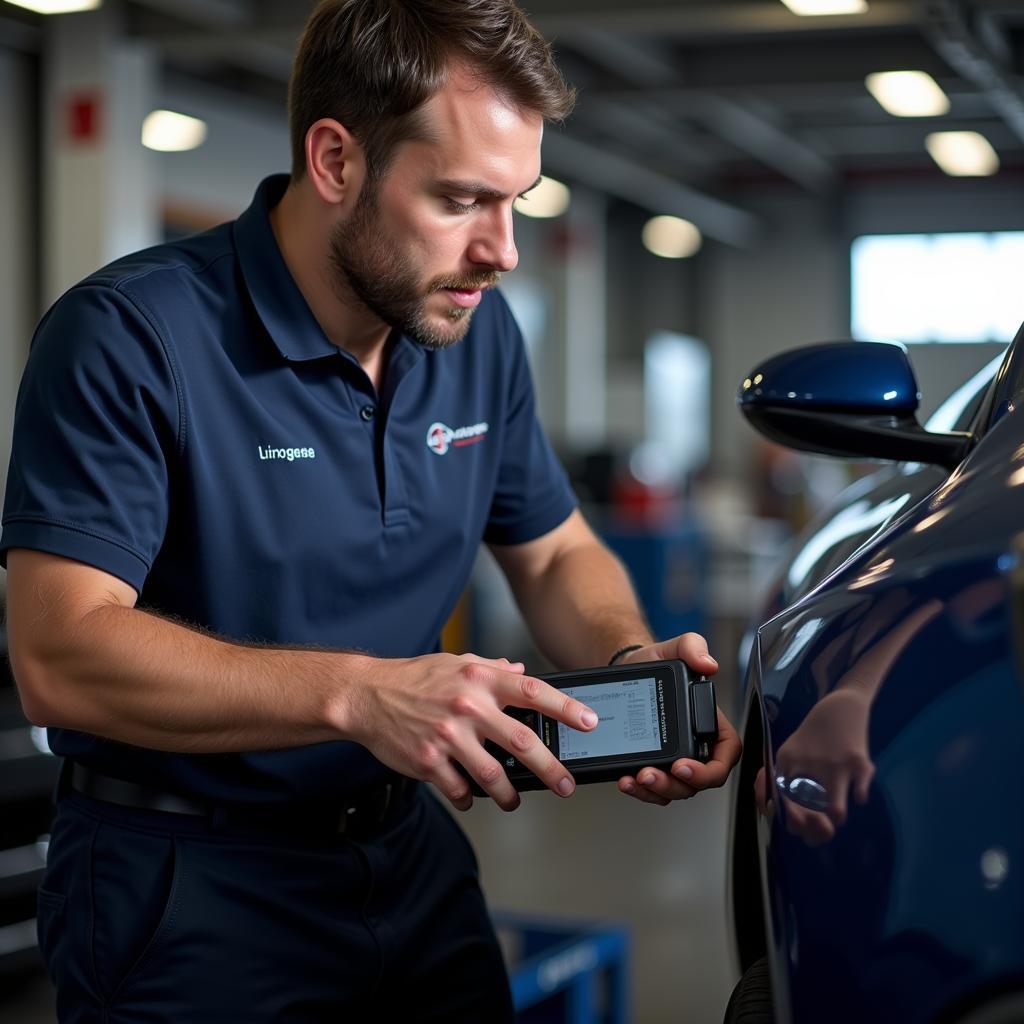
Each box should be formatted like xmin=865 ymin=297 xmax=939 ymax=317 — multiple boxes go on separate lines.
xmin=142 ymin=110 xmax=207 ymax=152
xmin=642 ymin=216 xmax=702 ymax=259
xmin=3 ymin=0 xmax=101 ymax=11
xmin=513 ymin=176 xmax=570 ymax=218
xmin=780 ymin=0 xmax=868 ymax=14
xmin=925 ymin=131 xmax=999 ymax=176
xmin=865 ymin=71 xmax=950 ymax=117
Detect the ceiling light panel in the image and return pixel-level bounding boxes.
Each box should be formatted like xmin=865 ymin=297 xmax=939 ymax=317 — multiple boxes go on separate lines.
xmin=925 ymin=132 xmax=1000 ymax=176
xmin=642 ymin=216 xmax=702 ymax=259
xmin=866 ymin=71 xmax=950 ymax=117
xmin=780 ymin=0 xmax=868 ymax=15
xmin=142 ymin=110 xmax=208 ymax=152
xmin=3 ymin=0 xmax=102 ymax=11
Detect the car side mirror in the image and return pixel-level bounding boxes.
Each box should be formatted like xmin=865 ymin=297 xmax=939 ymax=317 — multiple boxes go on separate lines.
xmin=737 ymin=341 xmax=972 ymax=468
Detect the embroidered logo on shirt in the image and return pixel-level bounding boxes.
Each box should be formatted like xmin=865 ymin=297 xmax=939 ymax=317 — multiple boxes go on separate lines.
xmin=257 ymin=445 xmax=317 ymax=462
xmin=426 ymin=421 xmax=489 ymax=456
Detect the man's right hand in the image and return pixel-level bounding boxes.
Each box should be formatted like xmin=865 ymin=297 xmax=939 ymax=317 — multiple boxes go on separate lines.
xmin=349 ymin=653 xmax=598 ymax=812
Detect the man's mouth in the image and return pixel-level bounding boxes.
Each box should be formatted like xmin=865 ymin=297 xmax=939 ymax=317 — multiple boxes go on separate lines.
xmin=441 ymin=288 xmax=484 ymax=309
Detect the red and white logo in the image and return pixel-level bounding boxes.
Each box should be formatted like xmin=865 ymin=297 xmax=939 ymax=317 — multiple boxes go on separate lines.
xmin=426 ymin=420 xmax=489 ymax=456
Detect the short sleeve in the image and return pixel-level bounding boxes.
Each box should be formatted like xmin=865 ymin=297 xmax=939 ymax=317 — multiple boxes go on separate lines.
xmin=1 ymin=283 xmax=181 ymax=591
xmin=483 ymin=299 xmax=577 ymax=545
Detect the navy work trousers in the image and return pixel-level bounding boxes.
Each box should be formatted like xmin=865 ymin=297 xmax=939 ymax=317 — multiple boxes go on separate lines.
xmin=37 ymin=784 xmax=515 ymax=1022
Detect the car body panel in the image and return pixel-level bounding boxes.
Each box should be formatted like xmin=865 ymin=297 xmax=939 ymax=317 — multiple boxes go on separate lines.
xmin=734 ymin=336 xmax=1024 ymax=1023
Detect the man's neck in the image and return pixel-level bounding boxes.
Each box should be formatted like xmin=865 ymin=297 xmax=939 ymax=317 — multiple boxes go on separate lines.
xmin=268 ymin=184 xmax=390 ymax=388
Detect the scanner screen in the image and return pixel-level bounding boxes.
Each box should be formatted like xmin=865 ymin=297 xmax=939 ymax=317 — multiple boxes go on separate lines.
xmin=557 ymin=676 xmax=661 ymax=761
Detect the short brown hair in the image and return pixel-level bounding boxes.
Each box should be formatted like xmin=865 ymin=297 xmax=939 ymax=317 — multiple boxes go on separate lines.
xmin=288 ymin=0 xmax=575 ymax=180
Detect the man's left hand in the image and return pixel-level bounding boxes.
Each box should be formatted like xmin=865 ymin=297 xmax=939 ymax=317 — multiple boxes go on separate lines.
xmin=614 ymin=633 xmax=741 ymax=806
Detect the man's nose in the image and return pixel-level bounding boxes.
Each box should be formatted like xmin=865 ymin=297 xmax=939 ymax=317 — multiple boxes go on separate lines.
xmin=468 ymin=208 xmax=518 ymax=273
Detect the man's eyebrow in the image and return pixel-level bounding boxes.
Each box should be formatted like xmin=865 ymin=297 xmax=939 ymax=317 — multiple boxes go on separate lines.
xmin=437 ymin=176 xmax=543 ymax=199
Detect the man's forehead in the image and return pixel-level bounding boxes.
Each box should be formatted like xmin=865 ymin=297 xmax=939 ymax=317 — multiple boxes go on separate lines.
xmin=406 ymin=69 xmax=543 ymax=186
xmin=422 ymin=79 xmax=542 ymax=137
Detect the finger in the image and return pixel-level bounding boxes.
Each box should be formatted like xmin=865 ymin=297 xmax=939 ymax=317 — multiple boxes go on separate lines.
xmin=654 ymin=632 xmax=720 ymax=676
xmin=504 ymin=673 xmax=598 ymax=732
xmin=618 ymin=775 xmax=670 ymax=806
xmin=636 ymin=766 xmax=697 ymax=801
xmin=462 ymin=653 xmax=525 ymax=673
xmin=784 ymin=802 xmax=835 ymax=846
xmin=828 ymin=771 xmax=850 ymax=826
xmin=853 ymin=759 xmax=875 ymax=804
xmin=465 ymin=751 xmax=521 ymax=812
xmin=678 ymin=754 xmax=733 ymax=790
xmin=490 ymin=710 xmax=577 ymax=800
xmin=431 ymin=768 xmax=475 ymax=813
xmin=677 ymin=709 xmax=743 ymax=788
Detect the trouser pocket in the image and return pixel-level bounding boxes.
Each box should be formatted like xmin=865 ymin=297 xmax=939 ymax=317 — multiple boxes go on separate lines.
xmin=36 ymin=887 xmax=67 ymax=970
xmin=89 ymin=822 xmax=183 ymax=1003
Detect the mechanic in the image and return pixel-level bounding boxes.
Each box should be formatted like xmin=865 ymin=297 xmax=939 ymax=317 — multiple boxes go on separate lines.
xmin=2 ymin=1 xmax=741 ymax=1021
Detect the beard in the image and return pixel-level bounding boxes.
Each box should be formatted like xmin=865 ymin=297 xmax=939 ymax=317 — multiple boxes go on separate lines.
xmin=328 ymin=181 xmax=498 ymax=351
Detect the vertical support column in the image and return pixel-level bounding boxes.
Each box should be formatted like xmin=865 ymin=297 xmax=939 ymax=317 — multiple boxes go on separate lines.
xmin=563 ymin=187 xmax=608 ymax=450
xmin=43 ymin=6 xmax=159 ymax=304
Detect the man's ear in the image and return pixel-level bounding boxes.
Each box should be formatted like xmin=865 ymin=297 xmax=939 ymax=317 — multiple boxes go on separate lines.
xmin=304 ymin=118 xmax=367 ymax=208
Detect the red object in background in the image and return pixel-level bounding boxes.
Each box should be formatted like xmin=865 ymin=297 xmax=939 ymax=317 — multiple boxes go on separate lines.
xmin=67 ymin=93 xmax=102 ymax=143
xmin=610 ymin=472 xmax=680 ymax=528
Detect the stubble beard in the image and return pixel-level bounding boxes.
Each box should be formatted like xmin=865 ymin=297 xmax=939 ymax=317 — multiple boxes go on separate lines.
xmin=329 ymin=182 xmax=498 ymax=351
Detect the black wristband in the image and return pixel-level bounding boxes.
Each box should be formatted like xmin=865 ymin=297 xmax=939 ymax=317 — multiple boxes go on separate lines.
xmin=608 ymin=644 xmax=645 ymax=666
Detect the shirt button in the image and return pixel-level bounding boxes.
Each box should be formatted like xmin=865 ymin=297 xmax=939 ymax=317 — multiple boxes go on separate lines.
xmin=359 ymin=405 xmax=375 ymax=422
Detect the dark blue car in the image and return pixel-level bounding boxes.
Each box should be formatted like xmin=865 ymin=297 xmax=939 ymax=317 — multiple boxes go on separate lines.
xmin=725 ymin=329 xmax=1024 ymax=1024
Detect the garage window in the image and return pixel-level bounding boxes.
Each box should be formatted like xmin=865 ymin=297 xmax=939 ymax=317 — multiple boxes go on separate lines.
xmin=851 ymin=231 xmax=1024 ymax=344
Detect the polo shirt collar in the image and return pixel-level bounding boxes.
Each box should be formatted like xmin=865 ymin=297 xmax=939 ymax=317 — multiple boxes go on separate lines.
xmin=234 ymin=174 xmax=345 ymax=363
xmin=235 ymin=174 xmax=427 ymax=381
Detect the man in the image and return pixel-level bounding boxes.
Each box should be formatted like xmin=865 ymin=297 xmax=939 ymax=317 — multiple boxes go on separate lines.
xmin=2 ymin=1 xmax=740 ymax=1021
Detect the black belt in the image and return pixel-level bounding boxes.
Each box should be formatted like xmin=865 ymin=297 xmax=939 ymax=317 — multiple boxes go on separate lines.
xmin=68 ymin=762 xmax=416 ymax=837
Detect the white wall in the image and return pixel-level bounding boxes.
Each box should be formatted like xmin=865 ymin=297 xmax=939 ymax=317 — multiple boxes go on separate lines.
xmin=0 ymin=50 xmax=35 ymax=518
xmin=701 ymin=189 xmax=845 ymax=478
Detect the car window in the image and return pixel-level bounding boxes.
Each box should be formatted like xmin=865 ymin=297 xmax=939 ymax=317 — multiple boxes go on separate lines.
xmin=924 ymin=352 xmax=1004 ymax=434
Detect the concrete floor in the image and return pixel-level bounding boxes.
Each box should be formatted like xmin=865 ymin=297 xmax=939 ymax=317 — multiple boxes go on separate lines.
xmin=463 ymin=774 xmax=739 ymax=1024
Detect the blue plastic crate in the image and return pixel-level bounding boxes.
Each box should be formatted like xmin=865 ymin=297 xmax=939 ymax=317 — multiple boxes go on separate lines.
xmin=496 ymin=911 xmax=630 ymax=1024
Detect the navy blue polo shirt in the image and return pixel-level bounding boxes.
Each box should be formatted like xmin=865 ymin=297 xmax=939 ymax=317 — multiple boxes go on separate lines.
xmin=1 ymin=174 xmax=577 ymax=804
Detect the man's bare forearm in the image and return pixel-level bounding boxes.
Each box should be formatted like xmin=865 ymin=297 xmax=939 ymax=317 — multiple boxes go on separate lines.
xmin=505 ymin=539 xmax=653 ymax=669
xmin=14 ymin=601 xmax=363 ymax=753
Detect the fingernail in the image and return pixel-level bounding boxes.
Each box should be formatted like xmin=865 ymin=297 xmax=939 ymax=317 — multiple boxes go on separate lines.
xmin=581 ymin=710 xmax=598 ymax=728
xmin=622 ymin=782 xmax=636 ymax=794
xmin=558 ymin=777 xmax=575 ymax=797
xmin=674 ymin=764 xmax=694 ymax=780
xmin=640 ymin=772 xmax=655 ymax=786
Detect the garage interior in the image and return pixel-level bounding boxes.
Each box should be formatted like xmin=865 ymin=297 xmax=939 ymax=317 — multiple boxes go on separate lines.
xmin=1 ymin=0 xmax=1023 ymax=1021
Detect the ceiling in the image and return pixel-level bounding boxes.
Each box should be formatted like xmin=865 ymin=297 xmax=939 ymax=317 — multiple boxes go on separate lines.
xmin=3 ymin=0 xmax=1024 ymax=244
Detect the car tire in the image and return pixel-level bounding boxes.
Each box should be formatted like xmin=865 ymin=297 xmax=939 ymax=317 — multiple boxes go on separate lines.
xmin=723 ymin=956 xmax=775 ymax=1024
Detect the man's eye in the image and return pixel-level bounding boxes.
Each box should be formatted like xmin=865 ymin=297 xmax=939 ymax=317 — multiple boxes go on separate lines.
xmin=446 ymin=197 xmax=478 ymax=213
